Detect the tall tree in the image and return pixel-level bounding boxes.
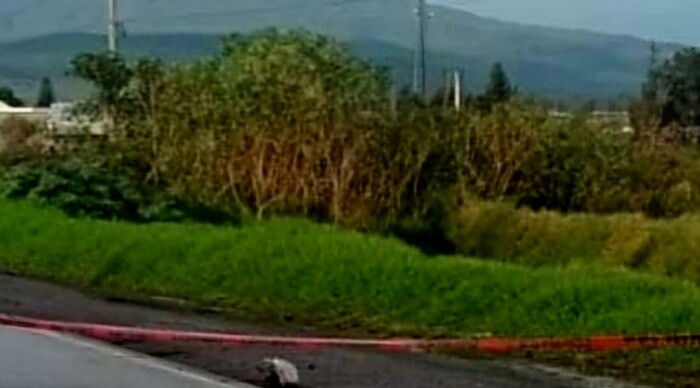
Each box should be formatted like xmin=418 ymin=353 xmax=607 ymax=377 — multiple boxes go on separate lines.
xmin=654 ymin=48 xmax=700 ymax=127
xmin=0 ymin=86 xmax=24 ymax=107
xmin=641 ymin=41 xmax=663 ymax=104
xmin=35 ymin=77 xmax=56 ymax=108
xmin=69 ymin=51 xmax=133 ymax=119
xmin=484 ymin=62 xmax=514 ymax=104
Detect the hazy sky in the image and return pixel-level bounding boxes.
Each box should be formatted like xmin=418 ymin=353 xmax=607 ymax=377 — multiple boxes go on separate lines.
xmin=435 ymin=0 xmax=700 ymax=45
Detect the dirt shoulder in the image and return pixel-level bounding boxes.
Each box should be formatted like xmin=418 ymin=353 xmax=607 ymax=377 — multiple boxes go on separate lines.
xmin=0 ymin=274 xmax=646 ymax=388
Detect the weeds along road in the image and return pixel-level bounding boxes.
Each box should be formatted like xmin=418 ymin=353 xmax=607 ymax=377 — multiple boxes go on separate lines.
xmin=0 ymin=274 xmax=646 ymax=388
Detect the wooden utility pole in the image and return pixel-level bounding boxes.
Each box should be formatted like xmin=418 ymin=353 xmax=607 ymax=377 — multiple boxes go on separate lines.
xmin=108 ymin=0 xmax=118 ymax=52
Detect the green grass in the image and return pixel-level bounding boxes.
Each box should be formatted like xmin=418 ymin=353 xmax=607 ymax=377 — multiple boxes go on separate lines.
xmin=2 ymin=198 xmax=700 ymax=338
xmin=447 ymin=200 xmax=700 ymax=283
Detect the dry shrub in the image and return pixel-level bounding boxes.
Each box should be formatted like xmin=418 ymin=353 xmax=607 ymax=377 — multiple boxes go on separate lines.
xmin=0 ymin=118 xmax=53 ymax=161
xmin=446 ymin=103 xmax=544 ymax=200
xmin=446 ymin=199 xmax=700 ymax=283
xmin=603 ymin=215 xmax=654 ymax=268
xmin=646 ymin=216 xmax=700 ymax=281
xmin=446 ymin=198 xmax=613 ymax=265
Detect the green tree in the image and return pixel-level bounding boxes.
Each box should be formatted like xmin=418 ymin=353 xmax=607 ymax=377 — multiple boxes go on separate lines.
xmin=653 ymin=48 xmax=700 ymax=127
xmin=582 ymin=98 xmax=597 ymax=113
xmin=69 ymin=51 xmax=133 ymax=121
xmin=629 ymin=42 xmax=664 ymax=138
xmin=122 ymin=29 xmax=416 ymax=225
xmin=35 ymin=77 xmax=56 ymax=108
xmin=0 ymin=86 xmax=24 ymax=107
xmin=641 ymin=41 xmax=660 ymax=103
xmin=483 ymin=62 xmax=514 ymax=104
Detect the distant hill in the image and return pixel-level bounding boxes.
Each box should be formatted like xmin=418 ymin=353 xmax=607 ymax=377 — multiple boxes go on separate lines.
xmin=442 ymin=0 xmax=700 ymax=46
xmin=0 ymin=33 xmax=224 ymax=100
xmin=0 ymin=0 xmax=684 ymax=100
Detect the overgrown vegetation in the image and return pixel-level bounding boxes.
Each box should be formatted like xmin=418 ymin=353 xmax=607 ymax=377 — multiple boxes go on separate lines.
xmin=0 ymin=119 xmax=236 ymax=224
xmin=2 ymin=29 xmax=700 ymax=386
xmin=446 ymin=199 xmax=700 ymax=283
xmin=2 ymin=198 xmax=700 ymax=339
xmin=56 ymin=30 xmax=700 ymax=227
xmin=0 ymin=118 xmax=51 ymax=159
xmin=3 ymin=29 xmax=700 ymax=262
xmin=0 ymin=156 xmax=235 ymax=224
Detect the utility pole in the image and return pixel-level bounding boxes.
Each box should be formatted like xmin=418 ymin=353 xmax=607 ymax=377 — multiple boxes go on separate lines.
xmin=389 ymin=69 xmax=397 ymax=119
xmin=442 ymin=70 xmax=451 ymax=109
xmin=108 ymin=0 xmax=118 ymax=52
xmin=454 ymin=69 xmax=461 ymax=112
xmin=413 ymin=0 xmax=427 ymax=98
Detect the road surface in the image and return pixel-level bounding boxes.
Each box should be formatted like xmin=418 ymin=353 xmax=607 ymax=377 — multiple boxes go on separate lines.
xmin=0 ymin=326 xmax=251 ymax=388
xmin=0 ymin=274 xmax=646 ymax=388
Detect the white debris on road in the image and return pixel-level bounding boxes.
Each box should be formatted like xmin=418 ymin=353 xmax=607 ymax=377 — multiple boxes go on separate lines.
xmin=257 ymin=357 xmax=300 ymax=387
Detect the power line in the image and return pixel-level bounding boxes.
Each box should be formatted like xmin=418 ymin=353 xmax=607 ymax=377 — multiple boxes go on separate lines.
xmin=119 ymin=0 xmax=378 ymax=24
xmin=36 ymin=0 xmax=388 ymax=41
xmin=0 ymin=0 xmax=52 ymax=18
xmin=0 ymin=0 xmax=380 ymax=37
xmin=0 ymin=0 xmax=52 ymax=31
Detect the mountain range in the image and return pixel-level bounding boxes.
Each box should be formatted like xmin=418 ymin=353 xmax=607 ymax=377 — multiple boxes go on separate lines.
xmin=441 ymin=0 xmax=700 ymax=46
xmin=0 ymin=0 xmax=684 ymax=101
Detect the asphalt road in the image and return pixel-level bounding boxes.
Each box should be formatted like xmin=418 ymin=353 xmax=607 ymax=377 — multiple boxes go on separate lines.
xmin=0 ymin=326 xmax=251 ymax=388
xmin=0 ymin=275 xmax=647 ymax=388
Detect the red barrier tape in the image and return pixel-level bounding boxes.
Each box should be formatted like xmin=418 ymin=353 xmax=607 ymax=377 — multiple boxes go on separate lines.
xmin=0 ymin=314 xmax=429 ymax=352
xmin=1 ymin=314 xmax=700 ymax=354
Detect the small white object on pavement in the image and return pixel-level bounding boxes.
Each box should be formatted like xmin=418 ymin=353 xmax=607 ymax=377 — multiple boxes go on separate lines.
xmin=257 ymin=357 xmax=300 ymax=387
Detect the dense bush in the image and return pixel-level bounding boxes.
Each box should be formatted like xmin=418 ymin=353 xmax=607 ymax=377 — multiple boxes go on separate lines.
xmin=517 ymin=118 xmax=700 ymax=216
xmin=0 ymin=118 xmax=54 ymax=162
xmin=65 ymin=29 xmax=700 ymax=230
xmin=79 ymin=30 xmax=449 ymax=228
xmin=0 ymin=150 xmax=238 ymax=224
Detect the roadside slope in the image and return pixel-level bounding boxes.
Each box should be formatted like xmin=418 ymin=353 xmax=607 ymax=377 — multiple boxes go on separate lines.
xmin=1 ymin=200 xmax=699 ymax=339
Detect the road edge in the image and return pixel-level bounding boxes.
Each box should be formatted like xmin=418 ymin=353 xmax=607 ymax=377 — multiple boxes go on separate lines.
xmin=12 ymin=326 xmax=257 ymax=388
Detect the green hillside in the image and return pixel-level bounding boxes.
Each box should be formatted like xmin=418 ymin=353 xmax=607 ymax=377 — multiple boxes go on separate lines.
xmin=0 ymin=0 xmax=683 ymax=100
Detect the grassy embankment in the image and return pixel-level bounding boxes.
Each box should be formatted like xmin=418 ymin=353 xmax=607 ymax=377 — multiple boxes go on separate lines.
xmin=2 ymin=198 xmax=700 ymax=386
xmin=1 ymin=198 xmax=700 ymax=339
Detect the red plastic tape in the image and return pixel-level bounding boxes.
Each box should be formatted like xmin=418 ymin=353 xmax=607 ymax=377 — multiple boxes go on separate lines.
xmin=1 ymin=314 xmax=699 ymax=354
